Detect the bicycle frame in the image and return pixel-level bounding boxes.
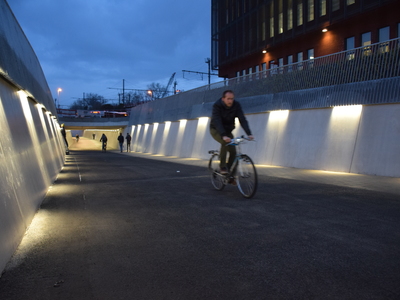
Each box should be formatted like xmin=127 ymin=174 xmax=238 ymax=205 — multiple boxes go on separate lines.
xmin=208 ymin=137 xmax=258 ymax=198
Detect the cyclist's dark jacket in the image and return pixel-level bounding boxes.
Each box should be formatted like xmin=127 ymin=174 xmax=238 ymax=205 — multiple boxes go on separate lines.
xmin=210 ymin=98 xmax=252 ymax=138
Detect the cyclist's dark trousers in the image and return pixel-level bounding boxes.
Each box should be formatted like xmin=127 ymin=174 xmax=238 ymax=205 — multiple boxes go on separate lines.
xmin=210 ymin=127 xmax=236 ymax=170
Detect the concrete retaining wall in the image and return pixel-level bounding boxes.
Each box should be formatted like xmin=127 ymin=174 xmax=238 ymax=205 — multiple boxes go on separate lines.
xmin=125 ymin=103 xmax=400 ymax=178
xmin=0 ymin=1 xmax=65 ymax=275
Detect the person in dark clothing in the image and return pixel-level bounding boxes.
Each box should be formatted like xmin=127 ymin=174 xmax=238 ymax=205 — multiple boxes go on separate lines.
xmin=210 ymin=90 xmax=254 ymax=176
xmin=117 ymin=133 xmax=124 ymax=152
xmin=60 ymin=124 xmax=68 ymax=147
xmin=126 ymin=133 xmax=132 ymax=152
xmin=100 ymin=133 xmax=108 ymax=152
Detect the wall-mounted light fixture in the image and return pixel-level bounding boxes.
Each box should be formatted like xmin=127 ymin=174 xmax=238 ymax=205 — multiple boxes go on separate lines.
xmin=322 ymin=28 xmax=328 ymax=33
xmin=262 ymin=49 xmax=267 ymax=54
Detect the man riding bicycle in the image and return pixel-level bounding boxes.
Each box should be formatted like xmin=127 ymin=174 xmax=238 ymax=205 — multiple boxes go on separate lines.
xmin=210 ymin=90 xmax=254 ymax=176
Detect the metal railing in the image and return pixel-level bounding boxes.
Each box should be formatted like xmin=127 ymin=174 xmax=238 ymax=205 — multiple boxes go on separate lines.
xmin=129 ymin=38 xmax=400 ymax=124
xmin=197 ymin=37 xmax=400 ymax=99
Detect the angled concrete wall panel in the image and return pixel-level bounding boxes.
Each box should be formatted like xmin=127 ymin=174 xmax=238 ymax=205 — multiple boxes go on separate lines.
xmin=0 ymin=1 xmax=65 ymax=275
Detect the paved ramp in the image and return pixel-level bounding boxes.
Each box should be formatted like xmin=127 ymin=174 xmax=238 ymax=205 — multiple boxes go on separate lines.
xmin=1 ymin=148 xmax=399 ymax=299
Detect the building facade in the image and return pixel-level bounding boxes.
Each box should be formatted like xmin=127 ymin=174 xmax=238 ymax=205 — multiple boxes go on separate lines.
xmin=211 ymin=0 xmax=400 ymax=79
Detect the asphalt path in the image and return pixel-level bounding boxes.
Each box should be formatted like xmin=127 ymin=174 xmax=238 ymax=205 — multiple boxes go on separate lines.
xmin=1 ymin=141 xmax=400 ymax=299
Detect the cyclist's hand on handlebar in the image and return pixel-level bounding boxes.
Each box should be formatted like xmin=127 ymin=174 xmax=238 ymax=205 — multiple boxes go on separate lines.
xmin=223 ymin=136 xmax=231 ymax=143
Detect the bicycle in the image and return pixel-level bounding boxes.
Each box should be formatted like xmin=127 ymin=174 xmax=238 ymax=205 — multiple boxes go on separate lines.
xmin=208 ymin=136 xmax=258 ymax=198
xmin=102 ymin=141 xmax=107 ymax=152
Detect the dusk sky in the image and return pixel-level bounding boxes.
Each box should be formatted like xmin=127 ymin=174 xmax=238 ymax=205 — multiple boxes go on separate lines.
xmin=8 ymin=0 xmax=220 ymax=108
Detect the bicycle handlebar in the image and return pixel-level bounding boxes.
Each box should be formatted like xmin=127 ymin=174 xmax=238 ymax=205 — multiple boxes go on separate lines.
xmin=226 ymin=136 xmax=255 ymax=146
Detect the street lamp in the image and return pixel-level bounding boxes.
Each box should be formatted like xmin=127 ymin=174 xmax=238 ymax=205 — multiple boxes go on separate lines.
xmin=147 ymin=90 xmax=153 ymax=100
xmin=57 ymin=88 xmax=62 ymax=108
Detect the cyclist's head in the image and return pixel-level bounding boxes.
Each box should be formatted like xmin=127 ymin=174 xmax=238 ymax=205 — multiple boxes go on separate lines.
xmin=222 ymin=90 xmax=234 ymax=107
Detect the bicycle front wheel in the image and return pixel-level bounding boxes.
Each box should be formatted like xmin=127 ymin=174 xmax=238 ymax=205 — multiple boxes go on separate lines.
xmin=236 ymin=155 xmax=257 ymax=198
xmin=208 ymin=154 xmax=225 ymax=191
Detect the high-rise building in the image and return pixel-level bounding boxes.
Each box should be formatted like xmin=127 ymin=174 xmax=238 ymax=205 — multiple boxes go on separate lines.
xmin=211 ymin=0 xmax=400 ymax=79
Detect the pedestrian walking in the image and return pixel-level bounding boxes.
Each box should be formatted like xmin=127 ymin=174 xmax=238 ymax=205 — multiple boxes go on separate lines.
xmin=126 ymin=133 xmax=131 ymax=152
xmin=117 ymin=133 xmax=124 ymax=152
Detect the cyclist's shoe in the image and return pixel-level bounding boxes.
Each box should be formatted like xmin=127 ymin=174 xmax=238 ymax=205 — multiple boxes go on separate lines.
xmin=228 ymin=176 xmax=237 ymax=186
xmin=220 ymin=167 xmax=229 ymax=175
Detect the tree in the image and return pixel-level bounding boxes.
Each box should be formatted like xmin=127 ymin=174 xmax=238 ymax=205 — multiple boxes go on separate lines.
xmin=69 ymin=93 xmax=107 ymax=110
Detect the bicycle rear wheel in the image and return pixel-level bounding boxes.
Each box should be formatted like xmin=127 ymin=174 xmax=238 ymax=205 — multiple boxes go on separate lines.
xmin=236 ymin=155 xmax=257 ymax=198
xmin=208 ymin=154 xmax=225 ymax=191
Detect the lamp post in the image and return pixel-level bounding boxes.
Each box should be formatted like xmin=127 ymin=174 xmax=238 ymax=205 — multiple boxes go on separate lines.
xmin=147 ymin=90 xmax=153 ymax=101
xmin=57 ymin=88 xmax=62 ymax=108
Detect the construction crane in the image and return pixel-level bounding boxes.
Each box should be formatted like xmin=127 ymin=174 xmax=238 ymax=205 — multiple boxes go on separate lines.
xmin=161 ymin=72 xmax=176 ymax=98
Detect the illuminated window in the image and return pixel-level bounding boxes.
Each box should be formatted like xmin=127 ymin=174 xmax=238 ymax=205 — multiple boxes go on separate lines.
xmin=346 ymin=37 xmax=355 ymax=49
xmin=362 ymin=32 xmax=372 ymax=56
xmin=308 ymin=0 xmax=314 ymax=22
xmin=262 ymin=62 xmax=267 ymax=78
xmin=270 ymin=60 xmax=278 ymax=75
xmin=362 ymin=32 xmax=371 ymax=46
xmin=307 ymin=49 xmax=314 ymax=60
xmin=320 ymin=0 xmax=326 ymax=16
xmin=261 ymin=8 xmax=266 ymax=41
xmin=379 ymin=26 xmax=390 ymax=42
xmin=288 ymin=55 xmax=293 ymax=72
xmin=297 ymin=52 xmax=303 ymax=70
xmin=307 ymin=49 xmax=314 ymax=68
xmin=297 ymin=52 xmax=303 ymax=61
xmin=346 ymin=37 xmax=355 ymax=60
xmin=287 ymin=0 xmax=293 ymax=30
xmin=278 ymin=0 xmax=283 ymax=34
xmin=297 ymin=0 xmax=303 ymax=26
xmin=347 ymin=0 xmax=355 ymax=5
xmin=332 ymin=0 xmax=340 ymax=11
xmin=262 ymin=21 xmax=266 ymax=41
xmin=379 ymin=26 xmax=390 ymax=53
xmin=278 ymin=58 xmax=284 ymax=74
xmin=270 ymin=2 xmax=274 ymax=37
xmin=262 ymin=62 xmax=267 ymax=71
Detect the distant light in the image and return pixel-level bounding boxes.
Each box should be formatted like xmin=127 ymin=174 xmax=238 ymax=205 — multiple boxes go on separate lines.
xmin=262 ymin=50 xmax=267 ymax=54
xmin=322 ymin=28 xmax=328 ymax=33
xmin=57 ymin=88 xmax=62 ymax=93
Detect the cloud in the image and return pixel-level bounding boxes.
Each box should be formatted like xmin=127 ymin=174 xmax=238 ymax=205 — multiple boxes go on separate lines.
xmin=8 ymin=0 xmax=215 ymax=107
